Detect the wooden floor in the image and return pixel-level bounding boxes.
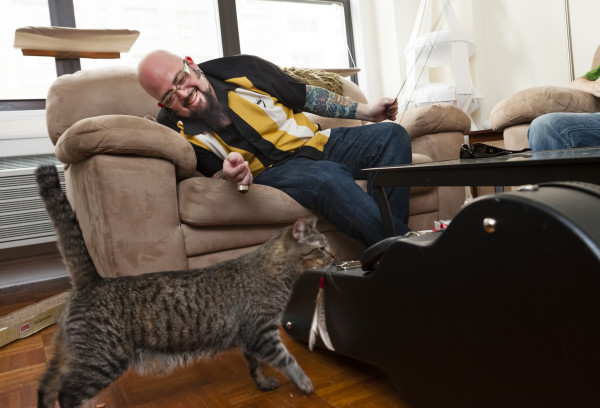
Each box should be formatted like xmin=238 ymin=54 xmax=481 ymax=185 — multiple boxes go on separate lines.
xmin=0 ymin=279 xmax=412 ymax=408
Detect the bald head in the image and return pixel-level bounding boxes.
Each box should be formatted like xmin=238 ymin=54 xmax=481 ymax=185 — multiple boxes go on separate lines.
xmin=138 ymin=50 xmax=220 ymax=120
xmin=137 ymin=50 xmax=183 ymax=101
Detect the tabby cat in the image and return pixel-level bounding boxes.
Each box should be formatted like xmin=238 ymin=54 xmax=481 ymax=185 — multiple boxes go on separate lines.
xmin=35 ymin=165 xmax=334 ymax=408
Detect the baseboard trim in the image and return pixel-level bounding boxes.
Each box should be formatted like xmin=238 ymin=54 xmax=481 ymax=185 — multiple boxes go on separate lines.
xmin=0 ymin=255 xmax=68 ymax=289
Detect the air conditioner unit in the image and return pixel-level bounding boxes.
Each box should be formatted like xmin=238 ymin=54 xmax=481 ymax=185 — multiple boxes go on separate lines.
xmin=0 ymin=154 xmax=64 ymax=250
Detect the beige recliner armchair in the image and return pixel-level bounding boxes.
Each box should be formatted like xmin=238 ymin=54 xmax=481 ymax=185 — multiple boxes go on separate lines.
xmin=489 ymin=86 xmax=600 ymax=150
xmin=46 ymin=66 xmax=470 ymax=278
xmin=490 ymin=44 xmax=600 ymax=150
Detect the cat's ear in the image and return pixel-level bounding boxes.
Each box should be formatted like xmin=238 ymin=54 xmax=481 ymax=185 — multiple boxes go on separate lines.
xmin=293 ymin=218 xmax=309 ymax=241
xmin=307 ymin=216 xmax=317 ymax=229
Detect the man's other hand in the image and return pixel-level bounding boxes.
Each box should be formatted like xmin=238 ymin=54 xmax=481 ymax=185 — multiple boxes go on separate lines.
xmin=223 ymin=152 xmax=253 ymax=187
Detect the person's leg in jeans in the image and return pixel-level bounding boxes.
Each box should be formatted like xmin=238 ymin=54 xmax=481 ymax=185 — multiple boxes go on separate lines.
xmin=323 ymin=122 xmax=412 ymax=231
xmin=254 ymin=122 xmax=411 ymax=246
xmin=527 ymin=112 xmax=600 ymax=151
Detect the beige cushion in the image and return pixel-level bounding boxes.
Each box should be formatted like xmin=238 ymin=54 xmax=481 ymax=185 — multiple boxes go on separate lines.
xmin=490 ymin=86 xmax=600 ymax=131
xmin=178 ymin=177 xmax=315 ymax=226
xmin=399 ymin=104 xmax=471 ymax=139
xmin=181 ymin=224 xmax=298 ymax=256
xmin=502 ymin=124 xmax=531 ymax=150
xmin=55 ymin=115 xmax=196 ymax=180
xmin=46 ymin=66 xmax=159 ymax=143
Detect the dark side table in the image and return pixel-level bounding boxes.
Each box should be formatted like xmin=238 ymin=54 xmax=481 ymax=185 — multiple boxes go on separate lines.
xmin=363 ymin=147 xmax=600 ymax=237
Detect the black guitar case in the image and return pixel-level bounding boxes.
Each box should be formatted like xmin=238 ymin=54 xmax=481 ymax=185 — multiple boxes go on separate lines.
xmin=282 ymin=182 xmax=600 ymax=408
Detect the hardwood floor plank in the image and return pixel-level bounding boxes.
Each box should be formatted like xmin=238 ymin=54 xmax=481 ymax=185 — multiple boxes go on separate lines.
xmin=199 ymin=383 xmax=240 ymax=407
xmin=0 ymin=362 xmax=47 ymax=390
xmin=241 ymin=393 xmax=330 ymax=408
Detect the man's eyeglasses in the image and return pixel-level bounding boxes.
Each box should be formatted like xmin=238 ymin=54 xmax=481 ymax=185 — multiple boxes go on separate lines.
xmin=159 ymin=59 xmax=191 ymax=108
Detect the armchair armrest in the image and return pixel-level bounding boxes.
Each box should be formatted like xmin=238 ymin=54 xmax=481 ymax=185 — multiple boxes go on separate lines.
xmin=55 ymin=115 xmax=196 ymax=277
xmin=490 ymin=86 xmax=600 ymax=132
xmin=399 ymin=104 xmax=471 ymax=139
xmin=55 ymin=114 xmax=197 ymax=180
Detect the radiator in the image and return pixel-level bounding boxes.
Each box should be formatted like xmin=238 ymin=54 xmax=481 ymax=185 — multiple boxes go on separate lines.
xmin=0 ymin=154 xmax=64 ymax=250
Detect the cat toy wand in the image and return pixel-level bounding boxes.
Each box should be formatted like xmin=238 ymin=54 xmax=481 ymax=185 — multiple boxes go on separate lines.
xmin=383 ymin=0 xmax=448 ymax=120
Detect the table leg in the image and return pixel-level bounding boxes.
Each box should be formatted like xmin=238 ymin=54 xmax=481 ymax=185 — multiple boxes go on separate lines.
xmin=373 ymin=186 xmax=396 ymax=237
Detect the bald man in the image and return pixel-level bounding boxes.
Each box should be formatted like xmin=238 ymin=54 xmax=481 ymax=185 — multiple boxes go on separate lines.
xmin=138 ymin=50 xmax=412 ymax=245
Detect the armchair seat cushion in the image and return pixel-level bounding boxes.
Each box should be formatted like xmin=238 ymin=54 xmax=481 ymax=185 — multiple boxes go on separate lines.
xmin=178 ymin=177 xmax=314 ymax=227
xmin=180 ymin=221 xmax=337 ymax=258
xmin=178 ymin=153 xmax=438 ymax=228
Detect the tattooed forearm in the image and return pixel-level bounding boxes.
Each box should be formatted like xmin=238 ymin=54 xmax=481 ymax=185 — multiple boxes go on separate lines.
xmin=304 ymin=86 xmax=359 ymax=119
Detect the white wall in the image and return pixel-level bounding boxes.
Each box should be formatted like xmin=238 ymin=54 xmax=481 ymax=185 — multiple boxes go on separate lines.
xmin=351 ymin=0 xmax=420 ymax=102
xmin=569 ymin=0 xmax=600 ymax=74
xmin=355 ymin=0 xmax=600 ymax=129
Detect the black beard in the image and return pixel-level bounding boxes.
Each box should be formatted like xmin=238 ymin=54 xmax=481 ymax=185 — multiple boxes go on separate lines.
xmin=181 ymin=67 xmax=229 ymax=133
xmin=186 ymin=87 xmax=230 ymax=133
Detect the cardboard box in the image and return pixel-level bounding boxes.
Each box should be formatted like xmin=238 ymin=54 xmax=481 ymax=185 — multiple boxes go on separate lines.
xmin=0 ymin=291 xmax=69 ymax=347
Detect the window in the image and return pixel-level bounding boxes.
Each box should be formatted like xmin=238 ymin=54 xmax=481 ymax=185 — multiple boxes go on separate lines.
xmin=0 ymin=0 xmax=56 ymax=104
xmin=235 ymin=0 xmax=354 ymax=69
xmin=0 ymin=0 xmax=355 ymax=111
xmin=73 ymin=0 xmax=222 ymax=71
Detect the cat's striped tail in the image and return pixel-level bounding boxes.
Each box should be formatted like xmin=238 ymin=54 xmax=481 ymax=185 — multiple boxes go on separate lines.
xmin=35 ymin=165 xmax=100 ymax=289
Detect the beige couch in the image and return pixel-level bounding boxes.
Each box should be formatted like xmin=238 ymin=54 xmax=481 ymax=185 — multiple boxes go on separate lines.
xmin=46 ymin=66 xmax=470 ymax=278
xmin=489 ymin=86 xmax=600 ymax=150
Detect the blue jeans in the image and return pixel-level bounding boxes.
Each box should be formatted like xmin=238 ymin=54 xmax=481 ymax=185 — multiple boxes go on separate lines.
xmin=254 ymin=122 xmax=412 ymax=246
xmin=527 ymin=112 xmax=600 ymax=151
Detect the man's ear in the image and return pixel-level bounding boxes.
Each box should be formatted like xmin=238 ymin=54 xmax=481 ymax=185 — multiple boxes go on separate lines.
xmin=184 ymin=56 xmax=199 ymax=70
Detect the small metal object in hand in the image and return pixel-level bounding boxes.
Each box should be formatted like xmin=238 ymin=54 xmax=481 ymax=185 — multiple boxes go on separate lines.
xmin=237 ymin=184 xmax=249 ymax=193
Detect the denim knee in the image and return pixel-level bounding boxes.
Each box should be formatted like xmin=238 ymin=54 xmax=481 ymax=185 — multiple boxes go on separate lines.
xmin=378 ymin=122 xmax=410 ymax=144
xmin=306 ymin=161 xmax=352 ymax=192
xmin=290 ymin=160 xmax=358 ymax=210
xmin=528 ymin=113 xmax=567 ymax=150
xmin=527 ymin=116 xmax=546 ymax=148
xmin=376 ymin=122 xmax=412 ymax=164
xmin=529 ymin=114 xmax=556 ymax=136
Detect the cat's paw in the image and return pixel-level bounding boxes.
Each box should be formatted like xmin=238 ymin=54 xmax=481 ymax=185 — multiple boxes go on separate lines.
xmin=294 ymin=375 xmax=314 ymax=395
xmin=256 ymin=376 xmax=280 ymax=391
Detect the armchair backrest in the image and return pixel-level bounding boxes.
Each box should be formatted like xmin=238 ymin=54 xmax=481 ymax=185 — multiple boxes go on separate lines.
xmin=46 ymin=66 xmax=159 ymax=144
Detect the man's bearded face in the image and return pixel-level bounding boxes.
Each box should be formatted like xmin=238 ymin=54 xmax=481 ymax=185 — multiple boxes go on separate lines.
xmin=185 ymin=68 xmax=229 ymax=133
